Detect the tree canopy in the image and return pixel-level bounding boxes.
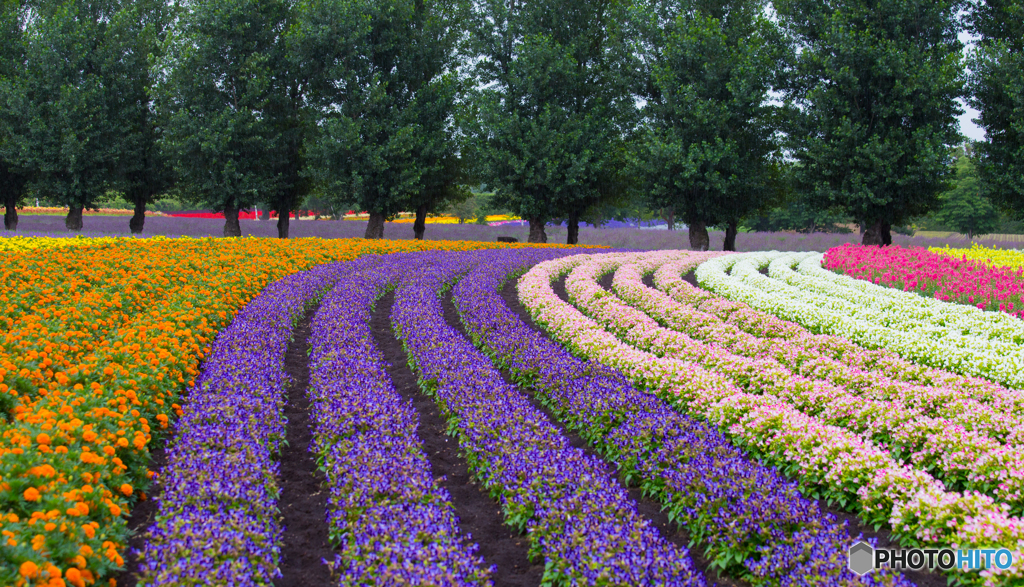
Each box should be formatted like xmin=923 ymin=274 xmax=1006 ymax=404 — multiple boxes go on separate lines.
xmin=776 ymin=0 xmax=965 ymax=246
xmin=299 ymin=0 xmax=469 ymax=239
xmin=630 ymin=0 xmax=787 ymax=251
xmin=967 ymin=0 xmax=1024 ymax=222
xmin=468 ymin=0 xmax=633 ymax=244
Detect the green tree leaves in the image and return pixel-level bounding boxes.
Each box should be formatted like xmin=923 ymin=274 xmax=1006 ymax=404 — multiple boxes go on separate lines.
xmin=469 ymin=0 xmax=633 ymax=243
xmin=968 ymin=0 xmax=1024 ymax=221
xmin=630 ymin=0 xmax=786 ymax=250
xmin=298 ymin=0 xmax=468 ymax=239
xmin=156 ymin=0 xmax=294 ymax=236
xmin=776 ymin=0 xmax=966 ymax=245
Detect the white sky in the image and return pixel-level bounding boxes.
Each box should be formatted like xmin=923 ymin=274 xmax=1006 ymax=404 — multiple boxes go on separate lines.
xmin=958 ymin=29 xmax=985 ymax=142
xmin=960 ymin=103 xmax=985 ymax=141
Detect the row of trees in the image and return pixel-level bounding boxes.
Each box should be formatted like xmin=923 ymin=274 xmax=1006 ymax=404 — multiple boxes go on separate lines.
xmin=0 ymin=0 xmax=1021 ymax=247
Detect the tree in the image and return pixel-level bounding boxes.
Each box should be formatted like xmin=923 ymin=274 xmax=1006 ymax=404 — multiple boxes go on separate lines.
xmin=298 ymin=0 xmax=469 ymax=240
xmin=0 ymin=0 xmax=28 ymax=231
xmin=156 ymin=0 xmax=294 ymax=237
xmin=934 ymin=147 xmax=1000 ymax=238
xmin=776 ymin=0 xmax=965 ymax=246
xmin=967 ymin=0 xmax=1024 ymax=221
xmin=113 ymin=0 xmax=173 ymax=235
xmin=629 ymin=0 xmax=787 ymax=251
xmin=468 ymin=0 xmax=633 ymax=244
xmin=4 ymin=0 xmax=141 ymax=231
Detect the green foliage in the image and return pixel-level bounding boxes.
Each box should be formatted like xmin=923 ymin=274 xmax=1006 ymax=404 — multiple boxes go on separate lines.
xmin=0 ymin=0 xmax=29 ymax=227
xmin=155 ymin=0 xmax=294 ymax=219
xmin=967 ymin=0 xmax=1024 ymax=220
xmin=1 ymin=0 xmax=149 ymax=221
xmin=932 ymin=149 xmax=1000 ymax=238
xmin=628 ymin=0 xmax=788 ymax=246
xmin=776 ymin=0 xmax=965 ymax=243
xmin=298 ymin=0 xmax=469 ymax=229
xmin=467 ymin=0 xmax=633 ymax=238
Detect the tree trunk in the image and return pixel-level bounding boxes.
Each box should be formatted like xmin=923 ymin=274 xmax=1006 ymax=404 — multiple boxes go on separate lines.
xmin=566 ymin=211 xmax=579 ymax=245
xmin=129 ymin=195 xmax=146 ymax=234
xmin=364 ymin=212 xmax=385 ymax=239
xmin=723 ymin=220 xmax=738 ymax=251
xmin=528 ymin=217 xmax=547 ymax=243
xmin=65 ymin=206 xmax=84 ymax=232
xmin=277 ymin=211 xmax=289 ymax=239
xmin=862 ymin=219 xmax=883 ymax=246
xmin=3 ymin=193 xmax=17 ymax=231
xmin=881 ymin=221 xmax=892 ymax=246
xmin=665 ymin=208 xmax=675 ymax=231
xmin=223 ymin=201 xmax=241 ymax=237
xmin=260 ymin=208 xmax=270 ymax=221
xmin=688 ymin=220 xmax=709 ymax=251
xmin=413 ymin=204 xmax=428 ymax=240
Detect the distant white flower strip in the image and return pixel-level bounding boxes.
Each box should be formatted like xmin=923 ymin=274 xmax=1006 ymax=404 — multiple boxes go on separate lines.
xmin=652 ymin=258 xmax=1022 ymax=410
xmin=695 ymin=253 xmax=1024 ymax=389
xmin=581 ymin=253 xmax=1024 ymax=515
xmin=519 ymin=253 xmax=1024 ymax=581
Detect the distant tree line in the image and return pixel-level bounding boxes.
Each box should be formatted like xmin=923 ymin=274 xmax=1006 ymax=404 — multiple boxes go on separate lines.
xmin=0 ymin=0 xmax=1021 ymax=247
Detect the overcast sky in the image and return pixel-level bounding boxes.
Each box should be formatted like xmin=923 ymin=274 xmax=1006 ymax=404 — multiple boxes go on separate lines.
xmin=958 ymin=29 xmax=985 ymax=142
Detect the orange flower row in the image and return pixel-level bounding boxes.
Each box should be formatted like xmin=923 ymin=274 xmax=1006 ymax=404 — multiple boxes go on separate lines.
xmin=0 ymin=236 xmax=573 ymax=586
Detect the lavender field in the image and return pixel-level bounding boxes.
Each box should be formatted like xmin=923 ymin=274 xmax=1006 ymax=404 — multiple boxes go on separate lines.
xmin=3 ymin=213 xmax=1007 ymax=251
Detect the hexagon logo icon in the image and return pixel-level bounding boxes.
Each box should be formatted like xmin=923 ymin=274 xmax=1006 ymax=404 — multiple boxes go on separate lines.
xmin=848 ymin=541 xmax=875 ymax=576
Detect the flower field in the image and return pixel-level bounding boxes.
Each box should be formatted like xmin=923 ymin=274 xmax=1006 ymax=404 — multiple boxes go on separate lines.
xmin=4 ymin=238 xmax=1024 ymax=586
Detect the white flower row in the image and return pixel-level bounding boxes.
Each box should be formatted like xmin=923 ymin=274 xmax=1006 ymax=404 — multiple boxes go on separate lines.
xmin=695 ymin=253 xmax=1024 ymax=389
xmin=519 ymin=252 xmax=1024 ymax=586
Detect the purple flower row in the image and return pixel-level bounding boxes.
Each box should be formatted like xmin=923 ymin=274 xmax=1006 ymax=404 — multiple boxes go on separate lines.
xmin=306 ymin=254 xmax=493 ymax=585
xmin=450 ymin=248 xmax=912 ymax=586
xmin=137 ymin=260 xmax=371 ymax=586
xmin=390 ymin=251 xmax=705 ymax=586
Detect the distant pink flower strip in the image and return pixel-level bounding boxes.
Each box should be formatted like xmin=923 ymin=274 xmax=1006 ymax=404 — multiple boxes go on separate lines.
xmin=824 ymin=244 xmax=1024 ymax=318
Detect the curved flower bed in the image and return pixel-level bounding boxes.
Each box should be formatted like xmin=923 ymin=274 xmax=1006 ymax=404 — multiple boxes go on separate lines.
xmin=646 ymin=257 xmax=1024 ymax=444
xmin=307 ymin=255 xmax=492 ymax=585
xmin=136 ymin=260 xmax=369 ymax=586
xmin=827 ymin=243 xmax=1024 ymax=317
xmin=392 ymin=252 xmax=705 ymax=586
xmin=521 ymin=254 xmax=1024 ymax=586
xmin=651 ymin=257 xmax=1019 ymax=407
xmin=451 ymin=249 xmax=909 ymax=586
xmin=0 ymin=238 xmax=546 ymax=585
xmin=579 ymin=253 xmax=1024 ymax=513
xmin=695 ymin=253 xmax=1024 ymax=388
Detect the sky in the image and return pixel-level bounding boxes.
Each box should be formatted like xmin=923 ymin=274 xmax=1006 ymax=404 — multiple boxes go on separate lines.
xmin=958 ymin=30 xmax=985 ymax=142
xmin=960 ymin=103 xmax=985 ymax=141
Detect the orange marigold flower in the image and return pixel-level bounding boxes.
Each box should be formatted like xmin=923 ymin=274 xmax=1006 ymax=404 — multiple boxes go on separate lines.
xmin=19 ymin=560 xmax=39 ymax=578
xmin=23 ymin=487 xmax=41 ymax=501
xmin=119 ymin=483 xmax=132 ymax=496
